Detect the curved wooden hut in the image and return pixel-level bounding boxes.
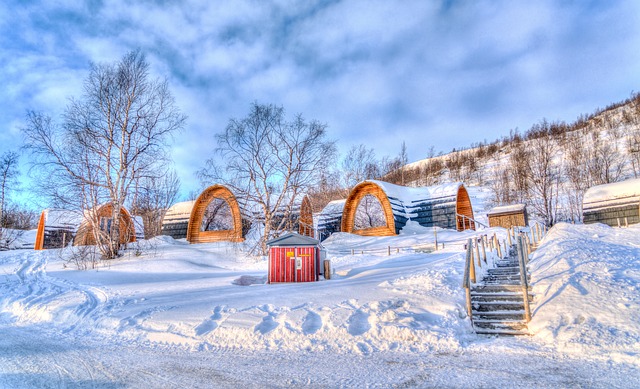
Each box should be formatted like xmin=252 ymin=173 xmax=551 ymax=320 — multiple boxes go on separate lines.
xmin=317 ymin=199 xmax=347 ymax=241
xmin=34 ymin=209 xmax=81 ymax=250
xmin=186 ymin=184 xmax=245 ymax=243
xmin=298 ymin=195 xmax=315 ymax=237
xmin=583 ymin=178 xmax=640 ymax=226
xmin=341 ymin=180 xmax=475 ymax=236
xmin=160 ymin=200 xmax=196 ymax=240
xmin=73 ymin=203 xmax=137 ymax=246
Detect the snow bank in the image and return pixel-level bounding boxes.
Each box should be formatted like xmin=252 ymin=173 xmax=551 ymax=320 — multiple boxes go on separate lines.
xmin=529 ymin=222 xmax=640 ymax=365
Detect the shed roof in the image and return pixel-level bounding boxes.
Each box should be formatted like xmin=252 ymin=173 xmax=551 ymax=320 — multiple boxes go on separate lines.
xmin=487 ymin=204 xmax=526 ymax=216
xmin=266 ymin=232 xmax=320 ymax=247
xmin=583 ymin=178 xmax=640 ymax=210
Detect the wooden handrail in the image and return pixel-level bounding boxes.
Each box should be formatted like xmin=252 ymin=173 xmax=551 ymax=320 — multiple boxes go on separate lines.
xmin=516 ymin=235 xmax=532 ymax=322
xmin=456 ymin=213 xmax=488 ymax=229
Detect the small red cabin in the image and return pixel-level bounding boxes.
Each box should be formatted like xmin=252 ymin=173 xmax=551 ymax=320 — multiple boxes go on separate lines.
xmin=267 ymin=233 xmax=324 ymax=283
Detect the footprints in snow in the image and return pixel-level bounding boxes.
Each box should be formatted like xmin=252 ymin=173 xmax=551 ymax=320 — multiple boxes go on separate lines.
xmin=195 ymin=306 xmax=227 ymax=336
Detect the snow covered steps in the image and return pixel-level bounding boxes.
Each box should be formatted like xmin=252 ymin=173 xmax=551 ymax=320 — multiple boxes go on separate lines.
xmin=470 ymin=258 xmax=533 ymax=336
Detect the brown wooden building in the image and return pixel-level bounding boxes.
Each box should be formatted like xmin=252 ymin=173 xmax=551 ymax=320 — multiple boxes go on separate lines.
xmin=487 ymin=204 xmax=528 ymax=229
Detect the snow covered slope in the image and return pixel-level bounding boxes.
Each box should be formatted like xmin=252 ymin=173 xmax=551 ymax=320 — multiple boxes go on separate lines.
xmin=0 ymin=223 xmax=639 ymax=387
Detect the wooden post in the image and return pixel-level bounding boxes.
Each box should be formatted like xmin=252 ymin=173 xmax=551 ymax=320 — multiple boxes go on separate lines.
xmin=323 ymin=260 xmax=331 ymax=280
xmin=388 ymin=246 xmax=391 ymax=256
xmin=496 ymin=236 xmax=502 ymax=258
xmin=516 ymin=236 xmax=532 ymax=322
xmin=617 ymin=218 xmax=621 ymax=228
xmin=469 ymin=239 xmax=476 ymax=284
xmin=481 ymin=237 xmax=487 ymax=263
xmin=536 ymin=224 xmax=541 ymax=241
xmin=462 ymin=239 xmax=474 ymax=319
xmin=507 ymin=229 xmax=512 ymax=246
xmin=434 ymin=227 xmax=438 ymax=251
xmin=396 ymin=248 xmax=399 ymax=254
xmin=475 ymin=238 xmax=481 ymax=268
xmin=625 ymin=217 xmax=629 ymax=227
xmin=62 ymin=232 xmax=66 ymax=248
xmin=351 ymin=249 xmax=354 ymax=255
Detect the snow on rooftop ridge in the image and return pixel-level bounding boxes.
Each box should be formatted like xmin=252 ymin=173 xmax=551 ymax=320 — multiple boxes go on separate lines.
xmin=583 ymin=178 xmax=640 ymax=206
xmin=43 ymin=209 xmax=82 ymax=230
xmin=365 ymin=180 xmax=463 ymax=203
xmin=487 ymin=204 xmax=526 ymax=215
xmin=163 ymin=200 xmax=196 ymax=221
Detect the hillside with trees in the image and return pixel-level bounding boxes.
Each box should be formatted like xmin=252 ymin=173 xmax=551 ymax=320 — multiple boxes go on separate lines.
xmin=396 ymin=93 xmax=640 ymax=226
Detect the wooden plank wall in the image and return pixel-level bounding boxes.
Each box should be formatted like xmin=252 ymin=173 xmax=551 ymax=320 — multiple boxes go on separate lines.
xmin=488 ymin=213 xmax=527 ymax=229
xmin=583 ymin=203 xmax=639 ymax=226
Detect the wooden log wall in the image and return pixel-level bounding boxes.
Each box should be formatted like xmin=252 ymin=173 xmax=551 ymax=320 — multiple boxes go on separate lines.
xmin=186 ymin=185 xmax=245 ymax=243
xmin=583 ymin=203 xmax=640 ymax=226
xmin=488 ymin=213 xmax=527 ymax=229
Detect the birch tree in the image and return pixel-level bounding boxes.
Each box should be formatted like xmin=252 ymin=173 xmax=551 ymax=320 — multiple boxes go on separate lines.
xmin=199 ymin=103 xmax=336 ymax=253
xmin=23 ymin=50 xmax=185 ymax=258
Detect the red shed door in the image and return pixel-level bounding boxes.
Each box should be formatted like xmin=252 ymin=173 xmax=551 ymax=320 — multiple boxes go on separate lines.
xmin=269 ymin=246 xmax=316 ymax=283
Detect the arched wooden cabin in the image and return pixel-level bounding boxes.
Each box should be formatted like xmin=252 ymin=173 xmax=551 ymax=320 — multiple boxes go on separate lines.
xmin=160 ymin=200 xmax=196 ymax=239
xmin=34 ymin=209 xmax=81 ymax=250
xmin=250 ymin=193 xmax=315 ymax=238
xmin=317 ymin=199 xmax=347 ymax=241
xmin=73 ymin=203 xmax=137 ymax=246
xmin=341 ymin=180 xmax=475 ymax=236
xmin=583 ymin=178 xmax=640 ymax=226
xmin=186 ymin=184 xmax=246 ymax=243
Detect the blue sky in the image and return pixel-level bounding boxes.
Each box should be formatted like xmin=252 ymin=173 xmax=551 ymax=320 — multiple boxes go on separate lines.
xmin=1 ymin=0 xmax=639 ymax=204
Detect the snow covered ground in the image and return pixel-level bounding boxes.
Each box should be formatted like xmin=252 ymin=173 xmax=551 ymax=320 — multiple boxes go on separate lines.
xmin=1 ymin=223 xmax=639 ymax=388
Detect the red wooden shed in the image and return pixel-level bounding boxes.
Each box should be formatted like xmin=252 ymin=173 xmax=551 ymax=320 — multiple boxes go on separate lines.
xmin=266 ymin=233 xmax=324 ymax=283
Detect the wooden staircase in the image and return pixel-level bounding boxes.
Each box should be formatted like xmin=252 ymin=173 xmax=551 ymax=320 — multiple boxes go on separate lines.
xmin=470 ymin=255 xmax=533 ymax=335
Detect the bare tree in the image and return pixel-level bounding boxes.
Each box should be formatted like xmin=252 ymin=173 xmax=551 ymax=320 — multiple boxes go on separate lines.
xmin=131 ymin=170 xmax=181 ymax=238
xmin=199 ymin=103 xmax=336 ymax=253
xmin=585 ymin=130 xmax=625 ymax=185
xmin=0 ymin=151 xmax=19 ymax=228
xmin=23 ymin=50 xmax=186 ymax=259
xmin=562 ymin=132 xmax=590 ymax=222
xmin=342 ymin=144 xmax=379 ymax=188
xmin=524 ymin=130 xmax=560 ymax=226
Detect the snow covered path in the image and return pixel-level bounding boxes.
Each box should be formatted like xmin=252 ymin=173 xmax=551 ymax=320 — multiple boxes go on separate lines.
xmin=1 ymin=225 xmax=639 ymax=387
xmin=2 ymin=322 xmax=637 ymax=388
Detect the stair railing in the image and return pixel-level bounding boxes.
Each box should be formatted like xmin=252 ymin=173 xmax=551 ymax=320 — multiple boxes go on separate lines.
xmin=461 ymin=238 xmax=474 ymax=320
xmin=516 ymin=235 xmax=532 ymax=322
xmin=456 ymin=213 xmax=489 ymax=230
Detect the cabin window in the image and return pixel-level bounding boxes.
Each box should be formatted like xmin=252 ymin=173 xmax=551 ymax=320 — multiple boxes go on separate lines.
xmin=99 ymin=217 xmax=113 ymax=234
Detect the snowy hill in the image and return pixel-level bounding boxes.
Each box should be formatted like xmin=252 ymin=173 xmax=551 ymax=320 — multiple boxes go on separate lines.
xmin=401 ymin=95 xmax=640 ymax=225
xmin=1 ymin=222 xmax=639 ymax=387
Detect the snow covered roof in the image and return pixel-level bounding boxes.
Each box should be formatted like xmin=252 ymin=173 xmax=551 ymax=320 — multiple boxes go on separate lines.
xmin=361 ymin=179 xmax=464 ymax=220
xmin=583 ymin=178 xmax=640 ymax=210
xmin=487 ymin=204 xmax=527 ymax=216
xmin=266 ymin=232 xmax=320 ymax=247
xmin=42 ymin=209 xmax=82 ymax=231
xmin=163 ymin=200 xmax=196 ymax=222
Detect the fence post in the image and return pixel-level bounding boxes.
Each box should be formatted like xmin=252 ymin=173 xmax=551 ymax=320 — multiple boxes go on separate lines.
xmin=388 ymin=246 xmax=391 ymax=256
xmin=516 ymin=236 xmax=532 ymax=322
xmin=462 ymin=239 xmax=474 ymax=319
xmin=475 ymin=238 xmax=482 ymax=268
xmin=481 ymin=237 xmax=487 ymax=263
xmin=434 ymin=227 xmax=438 ymax=251
xmin=496 ymin=236 xmax=502 ymax=258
